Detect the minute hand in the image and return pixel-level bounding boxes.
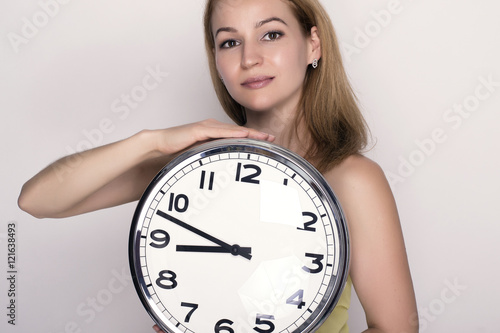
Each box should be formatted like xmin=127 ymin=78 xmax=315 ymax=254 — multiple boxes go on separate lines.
xmin=156 ymin=210 xmax=252 ymax=260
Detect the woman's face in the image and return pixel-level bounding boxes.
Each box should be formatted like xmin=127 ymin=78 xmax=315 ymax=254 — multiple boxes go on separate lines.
xmin=211 ymin=0 xmax=317 ymax=116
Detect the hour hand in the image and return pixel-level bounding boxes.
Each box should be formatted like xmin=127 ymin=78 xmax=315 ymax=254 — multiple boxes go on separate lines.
xmin=156 ymin=210 xmax=252 ymax=260
xmin=176 ymin=245 xmax=252 ymax=257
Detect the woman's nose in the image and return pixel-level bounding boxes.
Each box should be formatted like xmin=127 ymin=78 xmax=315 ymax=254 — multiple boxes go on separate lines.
xmin=241 ymin=42 xmax=263 ymax=69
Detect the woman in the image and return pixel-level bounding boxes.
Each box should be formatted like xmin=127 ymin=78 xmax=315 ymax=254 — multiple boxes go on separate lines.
xmin=19 ymin=0 xmax=418 ymax=332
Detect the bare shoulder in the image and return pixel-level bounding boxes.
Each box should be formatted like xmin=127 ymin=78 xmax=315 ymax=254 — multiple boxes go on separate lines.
xmin=324 ymin=156 xmax=418 ymax=332
xmin=322 ymin=154 xmax=398 ymax=233
xmin=324 ymin=154 xmax=390 ymax=198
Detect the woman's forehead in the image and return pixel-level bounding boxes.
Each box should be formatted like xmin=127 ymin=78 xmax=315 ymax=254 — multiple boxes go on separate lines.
xmin=211 ymin=0 xmax=295 ymax=28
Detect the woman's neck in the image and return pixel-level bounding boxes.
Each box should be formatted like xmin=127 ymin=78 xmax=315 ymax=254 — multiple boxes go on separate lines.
xmin=245 ymin=107 xmax=310 ymax=157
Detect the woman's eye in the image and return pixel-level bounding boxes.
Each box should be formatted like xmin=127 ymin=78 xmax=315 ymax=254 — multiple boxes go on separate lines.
xmin=263 ymin=31 xmax=283 ymax=41
xmin=220 ymin=40 xmax=239 ymax=49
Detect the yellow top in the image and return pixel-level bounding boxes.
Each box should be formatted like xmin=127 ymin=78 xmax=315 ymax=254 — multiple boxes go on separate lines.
xmin=316 ymin=275 xmax=352 ymax=333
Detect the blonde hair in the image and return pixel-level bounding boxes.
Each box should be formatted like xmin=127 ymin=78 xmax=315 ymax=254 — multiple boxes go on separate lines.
xmin=203 ymin=0 xmax=369 ymax=172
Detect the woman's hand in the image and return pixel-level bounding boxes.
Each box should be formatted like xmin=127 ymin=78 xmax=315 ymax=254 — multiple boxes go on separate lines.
xmin=152 ymin=118 xmax=275 ymax=156
xmin=18 ymin=118 xmax=274 ymax=219
xmin=152 ymin=325 xmax=164 ymax=333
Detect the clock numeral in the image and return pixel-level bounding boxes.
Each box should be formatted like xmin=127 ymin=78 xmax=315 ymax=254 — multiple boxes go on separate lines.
xmin=297 ymin=212 xmax=318 ymax=232
xmin=286 ymin=289 xmax=306 ymax=309
xmin=235 ymin=163 xmax=261 ymax=184
xmin=302 ymin=253 xmax=324 ymax=274
xmin=254 ymin=314 xmax=275 ymax=333
xmin=156 ymin=270 xmax=178 ymax=290
xmin=149 ymin=230 xmax=170 ymax=249
xmin=181 ymin=302 xmax=198 ymax=323
xmin=200 ymin=170 xmax=215 ymax=190
xmin=215 ymin=319 xmax=234 ymax=333
xmin=168 ymin=193 xmax=189 ymax=213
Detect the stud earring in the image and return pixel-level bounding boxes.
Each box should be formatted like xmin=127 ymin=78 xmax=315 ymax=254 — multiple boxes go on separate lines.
xmin=312 ymin=58 xmax=318 ymax=69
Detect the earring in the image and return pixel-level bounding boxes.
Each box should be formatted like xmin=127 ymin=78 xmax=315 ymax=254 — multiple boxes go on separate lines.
xmin=312 ymin=58 xmax=318 ymax=69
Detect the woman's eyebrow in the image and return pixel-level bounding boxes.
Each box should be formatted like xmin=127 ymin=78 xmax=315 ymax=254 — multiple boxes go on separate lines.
xmin=215 ymin=17 xmax=288 ymax=38
xmin=256 ymin=17 xmax=288 ymax=28
xmin=215 ymin=26 xmax=237 ymax=37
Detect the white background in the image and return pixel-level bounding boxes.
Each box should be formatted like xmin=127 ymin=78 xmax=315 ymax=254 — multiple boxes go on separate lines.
xmin=1 ymin=0 xmax=499 ymax=332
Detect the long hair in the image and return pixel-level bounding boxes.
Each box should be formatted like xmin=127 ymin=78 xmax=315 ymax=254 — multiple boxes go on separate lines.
xmin=203 ymin=0 xmax=369 ymax=172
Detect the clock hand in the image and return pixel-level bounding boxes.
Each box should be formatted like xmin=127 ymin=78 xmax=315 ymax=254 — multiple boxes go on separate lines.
xmin=156 ymin=210 xmax=252 ymax=260
xmin=176 ymin=245 xmax=252 ymax=256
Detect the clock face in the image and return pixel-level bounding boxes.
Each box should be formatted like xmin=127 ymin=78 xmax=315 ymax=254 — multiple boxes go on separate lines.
xmin=129 ymin=139 xmax=349 ymax=333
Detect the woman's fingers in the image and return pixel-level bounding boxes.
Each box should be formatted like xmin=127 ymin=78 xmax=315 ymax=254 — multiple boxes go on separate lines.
xmin=155 ymin=119 xmax=275 ymax=155
xmin=152 ymin=324 xmax=163 ymax=332
xmin=191 ymin=119 xmax=274 ymax=141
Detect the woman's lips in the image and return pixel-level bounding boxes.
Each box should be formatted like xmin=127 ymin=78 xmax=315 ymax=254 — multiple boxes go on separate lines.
xmin=241 ymin=76 xmax=274 ymax=89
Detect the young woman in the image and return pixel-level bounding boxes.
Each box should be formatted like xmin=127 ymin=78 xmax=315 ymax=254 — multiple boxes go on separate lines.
xmin=19 ymin=0 xmax=418 ymax=332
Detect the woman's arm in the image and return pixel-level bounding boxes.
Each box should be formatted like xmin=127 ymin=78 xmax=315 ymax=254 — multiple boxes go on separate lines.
xmin=18 ymin=119 xmax=274 ymax=219
xmin=326 ymin=155 xmax=418 ymax=333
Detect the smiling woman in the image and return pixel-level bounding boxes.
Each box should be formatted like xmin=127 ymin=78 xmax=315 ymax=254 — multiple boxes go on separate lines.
xmin=205 ymin=0 xmax=369 ymax=173
xmin=18 ymin=0 xmax=418 ymax=332
xmin=211 ymin=1 xmax=312 ymax=121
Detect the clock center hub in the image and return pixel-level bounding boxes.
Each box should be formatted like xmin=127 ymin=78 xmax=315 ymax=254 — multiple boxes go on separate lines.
xmin=231 ymin=244 xmax=241 ymax=256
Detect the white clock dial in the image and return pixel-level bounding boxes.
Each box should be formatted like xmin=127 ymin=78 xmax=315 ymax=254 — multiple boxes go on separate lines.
xmin=130 ymin=139 xmax=349 ymax=333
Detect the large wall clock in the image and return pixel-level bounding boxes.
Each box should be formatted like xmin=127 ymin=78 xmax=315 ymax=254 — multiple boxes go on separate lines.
xmin=129 ymin=138 xmax=349 ymax=333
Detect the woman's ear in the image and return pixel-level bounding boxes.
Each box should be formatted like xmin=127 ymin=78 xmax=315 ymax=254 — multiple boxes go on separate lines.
xmin=308 ymin=26 xmax=322 ymax=64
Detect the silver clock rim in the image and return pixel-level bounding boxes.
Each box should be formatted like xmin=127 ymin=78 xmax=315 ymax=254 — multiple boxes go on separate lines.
xmin=129 ymin=138 xmax=350 ymax=333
